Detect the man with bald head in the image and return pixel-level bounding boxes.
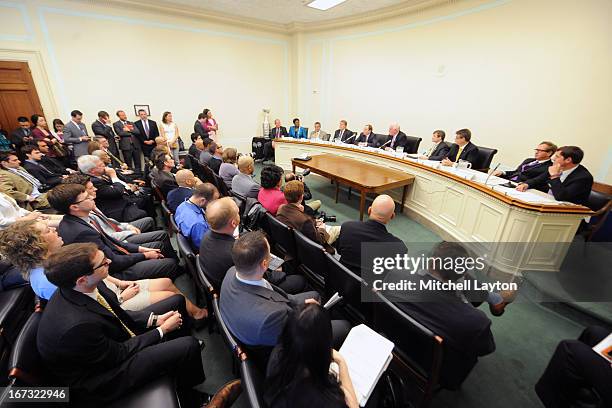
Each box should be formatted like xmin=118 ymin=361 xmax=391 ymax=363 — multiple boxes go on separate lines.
xmin=200 ymin=197 xmax=306 ymax=293
xmin=167 ymin=169 xmax=201 ymax=212
xmin=231 ymin=155 xmax=261 ymax=198
xmin=383 ymin=123 xmax=408 ymax=151
xmin=336 ymin=194 xmax=406 ymax=275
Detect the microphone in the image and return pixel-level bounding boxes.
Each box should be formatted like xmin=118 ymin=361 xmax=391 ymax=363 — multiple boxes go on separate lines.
xmin=484 ymin=163 xmax=501 ymax=186
xmin=379 ymin=138 xmax=392 ymax=149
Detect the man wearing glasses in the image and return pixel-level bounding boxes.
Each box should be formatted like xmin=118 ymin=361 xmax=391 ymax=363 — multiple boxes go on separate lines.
xmin=493 ymin=141 xmax=557 ymax=192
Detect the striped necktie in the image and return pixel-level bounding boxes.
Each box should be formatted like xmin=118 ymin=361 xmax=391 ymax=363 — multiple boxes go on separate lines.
xmin=12 ymin=168 xmax=41 ymax=189
xmin=96 ymin=293 xmax=135 ymax=337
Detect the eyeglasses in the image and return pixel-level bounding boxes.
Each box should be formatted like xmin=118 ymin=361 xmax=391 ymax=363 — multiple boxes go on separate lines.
xmin=534 ymin=149 xmax=551 ymax=153
xmin=73 ymin=195 xmax=93 ymax=205
xmin=93 ymin=257 xmax=111 ymax=271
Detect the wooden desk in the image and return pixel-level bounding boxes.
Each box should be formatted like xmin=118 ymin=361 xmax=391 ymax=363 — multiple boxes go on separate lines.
xmin=292 ymin=154 xmax=415 ymax=220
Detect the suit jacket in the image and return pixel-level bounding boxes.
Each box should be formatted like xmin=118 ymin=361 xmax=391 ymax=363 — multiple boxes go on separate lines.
xmin=166 ymin=186 xmax=192 ymax=213
xmin=355 ymin=132 xmax=379 ymax=147
xmin=40 ymin=155 xmax=68 ymax=175
xmin=113 ymin=120 xmax=141 ymax=151
xmin=446 ymin=142 xmax=479 ymax=165
xmin=133 ymin=119 xmax=159 ymax=155
xmin=384 ymin=131 xmax=408 ymax=150
xmin=209 ymin=156 xmax=222 ymax=174
xmin=220 ymin=267 xmax=296 ymax=346
xmin=427 ymin=142 xmax=451 ymax=161
xmin=337 ymin=219 xmax=406 ymax=275
xmin=199 ymin=230 xmax=235 ymax=291
xmin=37 ymin=284 xmax=158 ymax=402
xmin=63 ymin=121 xmax=90 ymax=157
xmin=288 ymin=126 xmax=308 ymax=139
xmin=91 ymin=120 xmax=118 ymax=145
xmin=8 ymin=127 xmax=32 ymax=149
xmin=276 ymin=203 xmax=327 ymax=245
xmin=502 ymin=158 xmax=552 ymax=192
xmin=308 ymin=130 xmax=330 ymax=141
xmin=0 ymin=168 xmax=49 ymax=208
xmin=57 ymin=214 xmax=145 ymax=274
xmin=270 ymin=126 xmax=288 ymax=139
xmin=23 ymin=160 xmax=63 ymax=188
xmin=333 ymin=129 xmax=355 ymax=143
xmin=90 ymin=175 xmax=131 ymax=221
xmin=153 ymin=170 xmax=178 ymax=197
xmin=194 ymin=120 xmax=208 ymax=138
xmin=231 ymin=173 xmax=260 ymax=199
xmin=547 ymin=165 xmax=593 ymax=206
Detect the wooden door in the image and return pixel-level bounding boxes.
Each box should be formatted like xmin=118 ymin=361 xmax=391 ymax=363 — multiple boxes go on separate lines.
xmin=0 ymin=61 xmax=44 ymax=133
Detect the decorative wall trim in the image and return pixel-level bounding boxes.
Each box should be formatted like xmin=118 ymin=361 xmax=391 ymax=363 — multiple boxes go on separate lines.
xmin=0 ymin=1 xmax=34 ymax=42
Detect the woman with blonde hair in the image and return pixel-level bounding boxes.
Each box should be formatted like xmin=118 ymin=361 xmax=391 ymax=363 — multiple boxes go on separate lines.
xmin=219 ymin=147 xmax=239 ymax=188
xmin=160 ymin=111 xmax=180 ymax=163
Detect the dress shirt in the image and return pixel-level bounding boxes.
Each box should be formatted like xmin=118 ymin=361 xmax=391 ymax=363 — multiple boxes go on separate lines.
xmin=0 ymin=192 xmax=30 ymax=228
xmin=174 ymin=200 xmax=210 ymax=248
xmin=28 ymin=266 xmax=58 ymax=300
xmin=425 ymin=141 xmax=441 ymax=157
xmin=235 ymin=272 xmax=273 ymax=290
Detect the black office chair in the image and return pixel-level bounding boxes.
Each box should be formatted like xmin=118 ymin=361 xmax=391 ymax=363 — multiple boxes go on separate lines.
xmin=324 ymin=253 xmax=371 ymax=324
xmin=239 ymin=353 xmax=266 ymax=408
xmin=161 ymin=202 xmax=176 ymax=236
xmin=212 ymin=173 xmax=230 ymax=197
xmin=264 ymin=212 xmax=297 ymax=261
xmin=176 ymin=233 xmax=204 ymax=305
xmin=404 ymin=136 xmax=423 ymax=154
xmin=195 ymin=255 xmax=218 ymax=333
xmin=211 ymin=294 xmax=240 ymax=362
xmin=189 ymin=155 xmax=217 ymax=185
xmin=150 ymin=179 xmax=165 ymax=203
xmin=372 ymin=291 xmax=443 ymax=408
xmin=473 ymin=146 xmax=498 ymax=172
xmin=169 ymin=212 xmax=179 ymax=236
xmin=580 ymin=190 xmax=612 ymax=241
xmin=0 ymin=284 xmax=34 ymax=377
xmin=293 ymin=230 xmax=328 ymax=290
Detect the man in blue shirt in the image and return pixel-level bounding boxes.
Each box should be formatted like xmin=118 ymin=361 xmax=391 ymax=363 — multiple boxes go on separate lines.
xmin=174 ymin=182 xmax=219 ymax=249
xmin=167 ymin=169 xmax=201 ymax=213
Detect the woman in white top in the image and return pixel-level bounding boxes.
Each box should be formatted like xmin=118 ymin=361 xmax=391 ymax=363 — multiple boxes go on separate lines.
xmin=0 ymin=192 xmax=62 ymax=229
xmin=160 ymin=111 xmax=180 ymax=163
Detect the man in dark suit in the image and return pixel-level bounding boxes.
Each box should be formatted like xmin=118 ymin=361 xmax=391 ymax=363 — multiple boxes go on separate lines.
xmin=194 ymin=113 xmax=209 ymax=139
xmin=47 ymin=184 xmax=181 ymax=281
xmin=495 ymin=141 xmax=556 ymax=192
xmin=22 ymin=145 xmax=65 ymax=189
xmin=167 ymin=169 xmax=199 ymax=213
xmin=535 ymin=325 xmax=611 ymax=408
xmin=355 ymin=124 xmax=380 ymax=147
xmin=333 ymin=119 xmax=355 ymax=143
xmin=153 ymin=154 xmax=178 ymax=198
xmin=419 ymin=130 xmax=451 ymax=161
xmin=91 ymin=111 xmax=120 ymax=160
xmin=382 ymin=123 xmax=408 ymax=151
xmin=35 ymin=140 xmax=72 ymax=175
xmin=113 ymin=110 xmax=142 ymax=170
xmin=219 ymin=230 xmax=350 ymax=348
xmin=8 ymin=117 xmax=33 ymax=157
xmin=188 ymin=133 xmax=203 ymax=157
xmin=38 ymin=243 xmax=205 ymax=407
xmin=263 ymin=119 xmax=288 ymax=161
xmin=441 ymin=128 xmax=479 ymax=166
xmin=62 ymin=110 xmax=91 ymax=158
xmin=200 ymin=198 xmax=305 ymax=293
xmin=336 ymin=194 xmax=406 ymax=276
xmin=133 ymin=109 xmax=159 ymax=158
xmin=542 ymin=146 xmax=593 ymax=206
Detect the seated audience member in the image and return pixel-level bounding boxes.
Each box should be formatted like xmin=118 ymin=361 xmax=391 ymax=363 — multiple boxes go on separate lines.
xmin=21 ymin=145 xmax=66 ymax=188
xmin=441 ymin=128 xmax=479 ymax=166
xmin=208 ymin=142 xmax=223 ymax=174
xmin=91 ymin=110 xmax=121 ymax=162
xmin=382 ymin=123 xmax=408 ymax=151
xmin=167 ymin=169 xmax=200 ymax=213
xmin=194 ymin=113 xmax=208 ymax=139
xmin=35 ymin=140 xmax=73 ymax=175
xmin=541 ymin=146 xmax=593 ymax=206
xmin=276 ymin=181 xmax=340 ymax=250
xmin=175 ymin=183 xmax=220 ymax=249
xmin=333 ymin=120 xmax=354 ymax=143
xmin=284 ymin=172 xmax=321 ymax=212
xmin=220 ymin=231 xmax=350 ymax=348
xmin=78 ymin=155 xmax=148 ymax=222
xmin=493 ymin=141 xmax=557 ymax=192
xmin=199 ymin=198 xmax=305 ymax=293
xmin=37 ymin=243 xmax=206 ymax=407
xmin=264 ymin=119 xmax=288 ymax=160
xmin=355 ymin=124 xmax=379 ymax=147
xmin=336 ymin=194 xmax=406 ymax=275
xmin=153 ymin=154 xmax=179 ymax=197
xmin=150 ymin=136 xmax=170 ymax=163
xmin=199 ymin=137 xmax=214 ymax=165
xmin=219 ymin=147 xmax=239 ymax=188
xmin=47 ymin=184 xmax=180 ymax=281
xmin=232 ymin=155 xmax=261 ymax=198
xmin=0 ymin=259 xmax=27 ymax=291
xmin=419 ymin=130 xmax=451 ymax=160
xmin=288 ymin=118 xmax=308 ymax=139
xmin=8 ymin=117 xmax=33 ymax=156
xmin=188 ymin=133 xmax=202 ymax=157
xmin=0 ymin=151 xmax=49 ymax=209
xmin=0 ymin=191 xmax=62 ymax=229
xmin=93 ymin=135 xmax=126 ymax=170
xmin=535 ymin=326 xmax=611 ymax=408
xmin=265 ymin=304 xmax=359 ymax=408
xmin=395 ymin=241 xmax=496 ymax=389
xmin=258 ymin=165 xmax=287 ymax=215
xmin=308 ymin=121 xmax=330 ymax=141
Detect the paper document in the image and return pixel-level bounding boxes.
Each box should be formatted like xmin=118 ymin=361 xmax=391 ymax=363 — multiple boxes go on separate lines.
xmin=268 ymin=253 xmax=284 ymax=270
xmin=339 ymin=324 xmax=395 ymax=406
xmin=592 ymin=332 xmax=612 ymax=363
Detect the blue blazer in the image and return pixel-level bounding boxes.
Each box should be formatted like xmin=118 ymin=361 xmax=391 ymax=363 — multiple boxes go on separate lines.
xmin=288 ymin=126 xmax=308 ymax=139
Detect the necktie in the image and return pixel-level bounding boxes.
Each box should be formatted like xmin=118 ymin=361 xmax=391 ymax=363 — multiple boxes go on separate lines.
xmin=143 ymin=120 xmax=149 ymax=137
xmin=93 ymin=209 xmax=122 ymax=232
xmin=89 ymin=219 xmax=130 ymax=254
xmin=14 ymin=168 xmax=41 ymax=189
xmin=455 ymin=146 xmax=465 ymax=162
xmin=511 ymin=161 xmax=540 ymax=181
xmin=96 ymin=293 xmax=135 ymax=337
xmin=426 ymin=144 xmax=436 ymax=157
xmin=340 ymin=130 xmax=344 ymax=141
xmin=37 ymin=162 xmax=52 ymax=174
xmin=276 ymin=128 xmax=280 ymax=138
xmin=391 ymin=135 xmax=397 ymax=148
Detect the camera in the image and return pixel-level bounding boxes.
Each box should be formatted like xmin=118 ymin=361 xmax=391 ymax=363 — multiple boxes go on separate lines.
xmin=239 ymin=152 xmax=255 ymax=158
xmin=318 ymin=211 xmax=336 ymax=223
xmin=296 ymin=168 xmax=310 ymax=181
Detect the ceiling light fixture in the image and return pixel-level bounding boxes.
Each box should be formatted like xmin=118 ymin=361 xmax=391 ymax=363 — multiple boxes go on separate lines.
xmin=307 ymin=0 xmax=348 ymax=11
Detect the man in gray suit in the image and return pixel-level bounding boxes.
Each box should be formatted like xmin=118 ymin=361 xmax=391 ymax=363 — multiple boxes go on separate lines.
xmin=62 ymin=110 xmax=91 ymax=158
xmin=231 ymin=155 xmax=260 ymax=199
xmin=308 ymin=121 xmax=330 ymax=141
xmin=219 ymin=230 xmax=350 ymax=347
xmin=113 ymin=110 xmax=142 ymax=171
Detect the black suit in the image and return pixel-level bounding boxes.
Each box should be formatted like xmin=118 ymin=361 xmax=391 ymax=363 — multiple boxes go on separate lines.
xmin=501 ymin=158 xmax=552 ymax=192
xmin=547 ymin=164 xmax=593 ymax=206
xmin=37 ymin=284 xmax=203 ymax=406
xmin=355 ymin=132 xmax=379 ymax=147
xmin=91 ymin=120 xmax=120 ymax=160
xmin=23 ymin=160 xmax=62 ymax=189
xmin=446 ymin=142 xmax=479 ymax=165
xmin=427 ymin=142 xmax=451 ymax=161
xmin=194 ymin=120 xmax=208 ymax=139
xmin=113 ymin=120 xmax=142 ymax=170
xmin=270 ymin=126 xmax=288 ymax=139
xmin=133 ymin=119 xmax=159 ymax=157
xmin=209 ymin=156 xmax=222 ymax=175
xmin=333 ymin=128 xmax=355 ymax=143
xmin=153 ymin=170 xmax=178 ymax=197
xmin=91 ymin=175 xmax=147 ymax=222
xmin=57 ymin=214 xmax=179 ymax=280
xmin=337 ymin=220 xmax=406 ymax=275
xmin=9 ymin=128 xmax=32 ymax=158
xmin=384 ymin=131 xmax=408 ymax=150
xmin=40 ymin=155 xmax=68 ymax=175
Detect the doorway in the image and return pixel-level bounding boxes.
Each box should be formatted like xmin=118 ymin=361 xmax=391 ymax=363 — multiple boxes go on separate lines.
xmin=0 ymin=61 xmax=44 ymax=133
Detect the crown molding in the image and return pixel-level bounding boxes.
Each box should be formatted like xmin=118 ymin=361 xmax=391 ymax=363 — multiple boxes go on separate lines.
xmin=66 ymin=0 xmax=461 ymax=35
